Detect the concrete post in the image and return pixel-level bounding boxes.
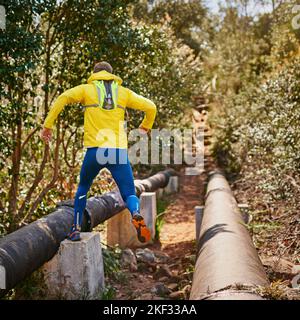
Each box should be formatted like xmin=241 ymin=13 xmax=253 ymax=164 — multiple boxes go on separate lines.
xmin=0 ymin=265 xmax=5 ymax=289
xmin=156 ymin=188 xmax=164 ymax=199
xmin=140 ymin=192 xmax=157 ymax=239
xmin=195 ymin=206 xmax=204 ymax=245
xmin=165 ymin=176 xmax=179 ymax=194
xmin=185 ymin=167 xmax=204 ymax=176
xmin=107 ymin=209 xmax=139 ymax=248
xmin=43 ymin=232 xmax=104 ymax=300
xmin=107 ymin=192 xmax=157 ymax=248
xmin=107 ymin=209 xmax=150 ymax=248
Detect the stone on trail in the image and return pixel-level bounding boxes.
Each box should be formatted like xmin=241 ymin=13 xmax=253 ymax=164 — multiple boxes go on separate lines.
xmin=135 ymin=248 xmax=156 ymax=264
xmin=121 ymin=248 xmax=138 ymax=272
xmin=158 ymin=276 xmax=169 ymax=282
xmin=154 ymin=264 xmax=173 ymax=278
xmin=154 ymin=251 xmax=170 ymax=263
xmin=167 ymin=283 xmax=178 ymax=291
xmin=169 ymin=290 xmax=185 ymax=299
xmin=151 ymin=283 xmax=171 ymax=296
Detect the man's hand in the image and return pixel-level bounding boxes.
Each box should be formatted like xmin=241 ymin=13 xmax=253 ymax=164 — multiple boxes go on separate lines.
xmin=40 ymin=127 xmax=52 ymax=144
xmin=138 ymin=126 xmax=149 ymax=135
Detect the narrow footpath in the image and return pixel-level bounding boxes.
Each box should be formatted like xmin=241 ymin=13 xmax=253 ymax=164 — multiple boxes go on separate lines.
xmin=111 ymin=169 xmax=207 ymax=300
xmin=110 ymin=106 xmax=215 ymax=300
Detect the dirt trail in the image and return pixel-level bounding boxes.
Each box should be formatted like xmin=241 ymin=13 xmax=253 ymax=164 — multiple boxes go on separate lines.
xmin=159 ymin=174 xmax=204 ymax=255
xmin=112 ymin=170 xmax=207 ymax=300
xmin=111 ymin=106 xmax=214 ymax=300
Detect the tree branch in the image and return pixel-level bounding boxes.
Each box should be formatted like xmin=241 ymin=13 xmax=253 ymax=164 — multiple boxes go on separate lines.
xmin=27 ymin=121 xmax=61 ymax=218
xmin=21 ymin=126 xmax=40 ymax=150
xmin=18 ymin=144 xmax=50 ymax=219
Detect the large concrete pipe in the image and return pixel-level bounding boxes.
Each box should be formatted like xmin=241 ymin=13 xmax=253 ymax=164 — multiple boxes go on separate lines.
xmin=134 ymin=168 xmax=177 ymax=195
xmin=190 ymin=171 xmax=269 ymax=300
xmin=0 ymin=169 xmax=177 ymax=297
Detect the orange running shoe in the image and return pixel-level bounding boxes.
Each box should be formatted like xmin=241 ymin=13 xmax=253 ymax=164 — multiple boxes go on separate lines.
xmin=132 ymin=213 xmax=151 ymax=243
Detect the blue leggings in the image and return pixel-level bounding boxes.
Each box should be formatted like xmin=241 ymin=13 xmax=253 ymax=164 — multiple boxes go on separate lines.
xmin=74 ymin=148 xmax=139 ymax=227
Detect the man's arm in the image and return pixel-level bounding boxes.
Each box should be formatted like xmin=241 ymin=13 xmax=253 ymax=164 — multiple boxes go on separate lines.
xmin=41 ymin=85 xmax=85 ymax=143
xmin=126 ymin=89 xmax=157 ymax=133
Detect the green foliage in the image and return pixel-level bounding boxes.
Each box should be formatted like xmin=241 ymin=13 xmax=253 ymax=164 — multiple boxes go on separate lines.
xmin=155 ymin=198 xmax=169 ymax=240
xmin=133 ymin=0 xmax=212 ymax=56
xmin=0 ymin=0 xmax=203 ymax=233
xmin=0 ymin=0 xmax=42 ymax=159
xmin=204 ymin=7 xmax=270 ymax=96
xmin=7 ymin=269 xmax=47 ymax=300
xmin=247 ymin=220 xmax=282 ymax=234
xmin=213 ymin=55 xmax=300 ymax=199
xmin=102 ymin=246 xmax=126 ymax=282
xmin=101 ymin=285 xmax=117 ymax=300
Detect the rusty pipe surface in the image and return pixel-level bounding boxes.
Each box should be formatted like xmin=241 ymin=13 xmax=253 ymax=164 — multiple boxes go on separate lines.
xmin=190 ymin=172 xmax=269 ymax=300
xmin=0 ymin=169 xmax=177 ymax=296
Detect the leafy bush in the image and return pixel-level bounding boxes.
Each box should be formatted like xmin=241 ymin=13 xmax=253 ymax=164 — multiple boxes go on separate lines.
xmin=0 ymin=0 xmax=203 ymax=232
xmin=213 ymin=56 xmax=300 ymax=200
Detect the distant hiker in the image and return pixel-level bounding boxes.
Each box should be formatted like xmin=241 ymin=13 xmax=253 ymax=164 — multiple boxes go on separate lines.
xmin=41 ymin=61 xmax=157 ymax=242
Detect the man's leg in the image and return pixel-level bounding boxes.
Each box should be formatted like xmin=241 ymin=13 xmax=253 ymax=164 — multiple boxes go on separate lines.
xmin=69 ymin=148 xmax=102 ymax=241
xmin=107 ymin=149 xmax=151 ymax=243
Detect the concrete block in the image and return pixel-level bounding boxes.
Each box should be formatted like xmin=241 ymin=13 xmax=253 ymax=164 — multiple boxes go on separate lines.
xmin=107 ymin=193 xmax=157 ymax=248
xmin=195 ymin=206 xmax=204 ymax=244
xmin=156 ymin=188 xmax=164 ymax=199
xmin=43 ymin=232 xmax=104 ymax=300
xmin=107 ymin=209 xmax=150 ymax=248
xmin=0 ymin=265 xmax=5 ymax=289
xmin=165 ymin=176 xmax=179 ymax=194
xmin=140 ymin=192 xmax=157 ymax=238
xmin=185 ymin=167 xmax=204 ymax=176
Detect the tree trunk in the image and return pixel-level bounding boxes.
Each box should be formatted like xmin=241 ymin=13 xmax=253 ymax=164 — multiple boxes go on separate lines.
xmin=8 ymin=122 xmax=22 ymax=231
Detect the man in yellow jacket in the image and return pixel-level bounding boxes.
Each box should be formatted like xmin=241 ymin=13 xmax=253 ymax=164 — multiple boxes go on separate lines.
xmin=41 ymin=61 xmax=157 ymax=242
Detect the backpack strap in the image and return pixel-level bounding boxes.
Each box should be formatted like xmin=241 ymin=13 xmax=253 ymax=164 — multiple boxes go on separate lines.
xmin=83 ymin=80 xmax=104 ymax=109
xmin=83 ymin=80 xmax=124 ymax=110
xmin=111 ymin=81 xmax=125 ymax=110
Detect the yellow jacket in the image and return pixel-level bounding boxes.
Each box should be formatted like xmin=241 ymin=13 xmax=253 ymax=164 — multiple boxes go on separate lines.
xmin=43 ymin=71 xmax=157 ymax=148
